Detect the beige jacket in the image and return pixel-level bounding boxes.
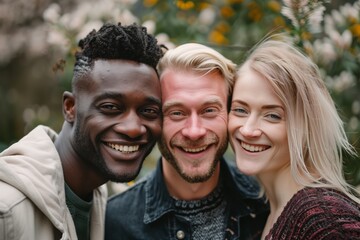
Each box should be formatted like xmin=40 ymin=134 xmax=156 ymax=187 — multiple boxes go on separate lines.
xmin=0 ymin=126 xmax=107 ymax=240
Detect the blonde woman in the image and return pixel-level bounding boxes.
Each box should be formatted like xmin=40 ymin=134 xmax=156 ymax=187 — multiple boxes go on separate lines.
xmin=228 ymin=39 xmax=360 ymax=239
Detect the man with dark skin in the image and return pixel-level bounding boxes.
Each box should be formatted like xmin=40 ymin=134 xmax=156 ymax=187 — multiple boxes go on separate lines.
xmin=0 ymin=23 xmax=163 ymax=240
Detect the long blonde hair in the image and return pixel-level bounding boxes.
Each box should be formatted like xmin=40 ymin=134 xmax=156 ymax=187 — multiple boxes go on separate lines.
xmin=238 ymin=38 xmax=359 ymax=203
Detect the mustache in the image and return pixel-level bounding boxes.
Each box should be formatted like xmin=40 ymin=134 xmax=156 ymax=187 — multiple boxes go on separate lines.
xmin=170 ymin=134 xmax=218 ymax=148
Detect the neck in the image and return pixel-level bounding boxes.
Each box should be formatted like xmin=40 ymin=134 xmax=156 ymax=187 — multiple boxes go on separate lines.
xmin=162 ymin=158 xmax=221 ymax=200
xmin=259 ymin=165 xmax=302 ymax=208
xmin=258 ymin=166 xmax=303 ymax=239
xmin=55 ymin=123 xmax=106 ymax=200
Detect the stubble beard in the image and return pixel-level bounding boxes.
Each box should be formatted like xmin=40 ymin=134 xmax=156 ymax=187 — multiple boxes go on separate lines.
xmin=158 ymin=132 xmax=228 ymax=183
xmin=73 ymin=121 xmax=142 ymax=183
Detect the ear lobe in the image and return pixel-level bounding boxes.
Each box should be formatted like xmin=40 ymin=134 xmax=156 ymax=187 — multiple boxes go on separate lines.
xmin=63 ymin=91 xmax=75 ymax=123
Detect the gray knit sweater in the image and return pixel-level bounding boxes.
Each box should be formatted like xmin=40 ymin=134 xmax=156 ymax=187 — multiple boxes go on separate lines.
xmin=174 ymin=184 xmax=227 ymax=239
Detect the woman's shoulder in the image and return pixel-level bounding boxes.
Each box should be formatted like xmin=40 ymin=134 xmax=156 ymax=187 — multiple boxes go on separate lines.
xmin=289 ymin=187 xmax=359 ymax=213
xmin=275 ymin=187 xmax=360 ymax=239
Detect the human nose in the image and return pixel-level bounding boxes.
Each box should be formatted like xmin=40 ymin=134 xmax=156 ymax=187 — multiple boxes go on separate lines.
xmin=113 ymin=111 xmax=146 ymax=138
xmin=239 ymin=116 xmax=262 ymax=138
xmin=181 ymin=112 xmax=206 ymax=140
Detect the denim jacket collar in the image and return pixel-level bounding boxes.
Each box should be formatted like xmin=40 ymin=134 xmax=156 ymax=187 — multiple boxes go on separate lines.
xmin=143 ymin=159 xmax=174 ymax=224
xmin=143 ymin=158 xmax=267 ymax=225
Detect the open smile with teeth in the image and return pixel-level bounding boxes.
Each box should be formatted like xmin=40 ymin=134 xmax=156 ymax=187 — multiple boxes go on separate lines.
xmin=182 ymin=146 xmax=208 ymax=153
xmin=107 ymin=143 xmax=140 ymax=153
xmin=241 ymin=142 xmax=269 ymax=152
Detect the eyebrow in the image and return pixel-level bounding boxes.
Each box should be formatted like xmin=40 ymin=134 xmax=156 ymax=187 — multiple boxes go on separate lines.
xmin=232 ymin=99 xmax=284 ymax=110
xmin=163 ymin=97 xmax=224 ymax=112
xmin=94 ymin=92 xmax=161 ymax=105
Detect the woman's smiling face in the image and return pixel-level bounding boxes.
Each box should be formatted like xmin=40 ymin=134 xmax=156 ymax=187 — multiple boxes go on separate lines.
xmin=228 ymin=66 xmax=290 ymax=178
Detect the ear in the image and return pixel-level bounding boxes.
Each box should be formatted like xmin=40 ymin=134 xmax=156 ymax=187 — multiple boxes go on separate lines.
xmin=63 ymin=91 xmax=76 ymax=123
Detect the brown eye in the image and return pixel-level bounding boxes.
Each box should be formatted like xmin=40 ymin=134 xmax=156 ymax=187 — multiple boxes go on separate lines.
xmin=101 ymin=104 xmax=117 ymax=110
xmin=99 ymin=103 xmax=123 ymax=114
xmin=141 ymin=107 xmax=160 ymax=120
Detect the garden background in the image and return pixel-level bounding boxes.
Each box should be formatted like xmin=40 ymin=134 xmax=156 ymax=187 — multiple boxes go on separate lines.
xmin=1 ymin=0 xmax=359 ymax=193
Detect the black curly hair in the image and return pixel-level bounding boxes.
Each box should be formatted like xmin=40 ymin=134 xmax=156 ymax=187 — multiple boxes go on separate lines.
xmin=73 ymin=22 xmax=164 ymax=83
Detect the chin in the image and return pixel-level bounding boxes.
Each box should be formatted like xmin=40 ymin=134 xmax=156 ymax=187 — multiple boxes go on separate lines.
xmin=235 ymin=162 xmax=259 ymax=176
xmin=106 ymin=161 xmax=144 ymax=183
xmin=108 ymin=170 xmax=140 ymax=183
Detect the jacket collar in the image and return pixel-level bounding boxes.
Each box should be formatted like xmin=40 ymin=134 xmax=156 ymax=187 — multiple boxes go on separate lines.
xmin=143 ymin=159 xmax=173 ymax=223
xmin=143 ymin=158 xmax=267 ymax=224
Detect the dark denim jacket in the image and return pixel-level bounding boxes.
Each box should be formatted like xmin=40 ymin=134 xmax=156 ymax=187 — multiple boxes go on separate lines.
xmin=105 ymin=158 xmax=269 ymax=240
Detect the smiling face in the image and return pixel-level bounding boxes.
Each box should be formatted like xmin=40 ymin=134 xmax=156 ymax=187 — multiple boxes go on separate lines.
xmin=158 ymin=69 xmax=228 ymax=183
xmin=70 ymin=59 xmax=161 ymax=182
xmin=228 ymin=66 xmax=290 ymax=179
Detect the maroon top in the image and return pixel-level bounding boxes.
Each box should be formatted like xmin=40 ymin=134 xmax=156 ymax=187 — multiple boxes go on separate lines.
xmin=265 ymin=187 xmax=360 ymax=239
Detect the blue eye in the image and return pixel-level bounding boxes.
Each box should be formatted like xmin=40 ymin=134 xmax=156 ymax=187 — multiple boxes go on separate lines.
xmin=270 ymin=114 xmax=280 ymax=119
xmin=265 ymin=113 xmax=282 ymax=122
xmin=235 ymin=108 xmax=246 ymax=113
xmin=231 ymin=107 xmax=247 ymax=116
xmin=167 ymin=110 xmax=186 ymax=120
xmin=202 ymin=107 xmax=219 ymax=118
xmin=204 ymin=108 xmax=215 ymax=113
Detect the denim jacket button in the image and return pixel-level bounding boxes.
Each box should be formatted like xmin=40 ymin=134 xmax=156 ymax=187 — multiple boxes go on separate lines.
xmin=176 ymin=230 xmax=185 ymax=239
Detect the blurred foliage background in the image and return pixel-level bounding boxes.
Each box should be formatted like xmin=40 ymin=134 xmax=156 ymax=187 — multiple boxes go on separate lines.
xmin=1 ymin=0 xmax=360 ymax=190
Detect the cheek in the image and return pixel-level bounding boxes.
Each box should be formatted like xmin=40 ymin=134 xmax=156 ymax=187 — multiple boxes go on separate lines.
xmin=268 ymin=124 xmax=288 ymax=145
xmin=147 ymin=119 xmax=162 ymax=138
xmin=199 ymin=119 xmax=227 ymax=143
xmin=208 ymin=113 xmax=228 ymax=134
xmin=227 ymin=117 xmax=236 ymax=134
xmin=141 ymin=118 xmax=161 ymax=138
xmin=162 ymin=118 xmax=182 ymax=137
xmin=219 ymin=111 xmax=228 ymax=125
xmin=86 ymin=115 xmax=114 ymax=131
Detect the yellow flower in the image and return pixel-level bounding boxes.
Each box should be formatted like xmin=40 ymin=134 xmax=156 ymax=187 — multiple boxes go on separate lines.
xmin=248 ymin=9 xmax=263 ymax=22
xmin=209 ymin=30 xmax=228 ymax=45
xmin=351 ymin=24 xmax=360 ymax=38
xmin=220 ymin=6 xmax=235 ymax=18
xmin=176 ymin=0 xmax=195 ymax=10
xmin=301 ymin=31 xmax=312 ymax=41
xmin=348 ymin=16 xmax=358 ymax=25
xmin=215 ymin=21 xmax=230 ymax=33
xmin=247 ymin=2 xmax=263 ymax=22
xmin=273 ymin=16 xmax=286 ymax=27
xmin=143 ymin=0 xmax=158 ymax=7
xmin=199 ymin=3 xmax=211 ymax=10
xmin=267 ymin=0 xmax=281 ymax=12
xmin=227 ymin=0 xmax=244 ymax=4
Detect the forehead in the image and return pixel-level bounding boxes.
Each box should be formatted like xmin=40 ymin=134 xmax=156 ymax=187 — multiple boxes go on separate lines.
xmin=160 ymin=69 xmax=227 ymax=102
xmin=234 ymin=67 xmax=281 ymax=105
xmin=76 ymin=59 xmax=160 ymax=96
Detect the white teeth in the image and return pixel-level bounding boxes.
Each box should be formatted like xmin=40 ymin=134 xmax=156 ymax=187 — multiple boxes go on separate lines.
xmin=183 ymin=146 xmax=207 ymax=153
xmin=107 ymin=143 xmax=139 ymax=153
xmin=241 ymin=142 xmax=267 ymax=152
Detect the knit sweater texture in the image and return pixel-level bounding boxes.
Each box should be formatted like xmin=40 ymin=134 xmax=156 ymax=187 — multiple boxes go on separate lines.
xmin=266 ymin=187 xmax=360 ymax=239
xmin=174 ymin=183 xmax=226 ymax=240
